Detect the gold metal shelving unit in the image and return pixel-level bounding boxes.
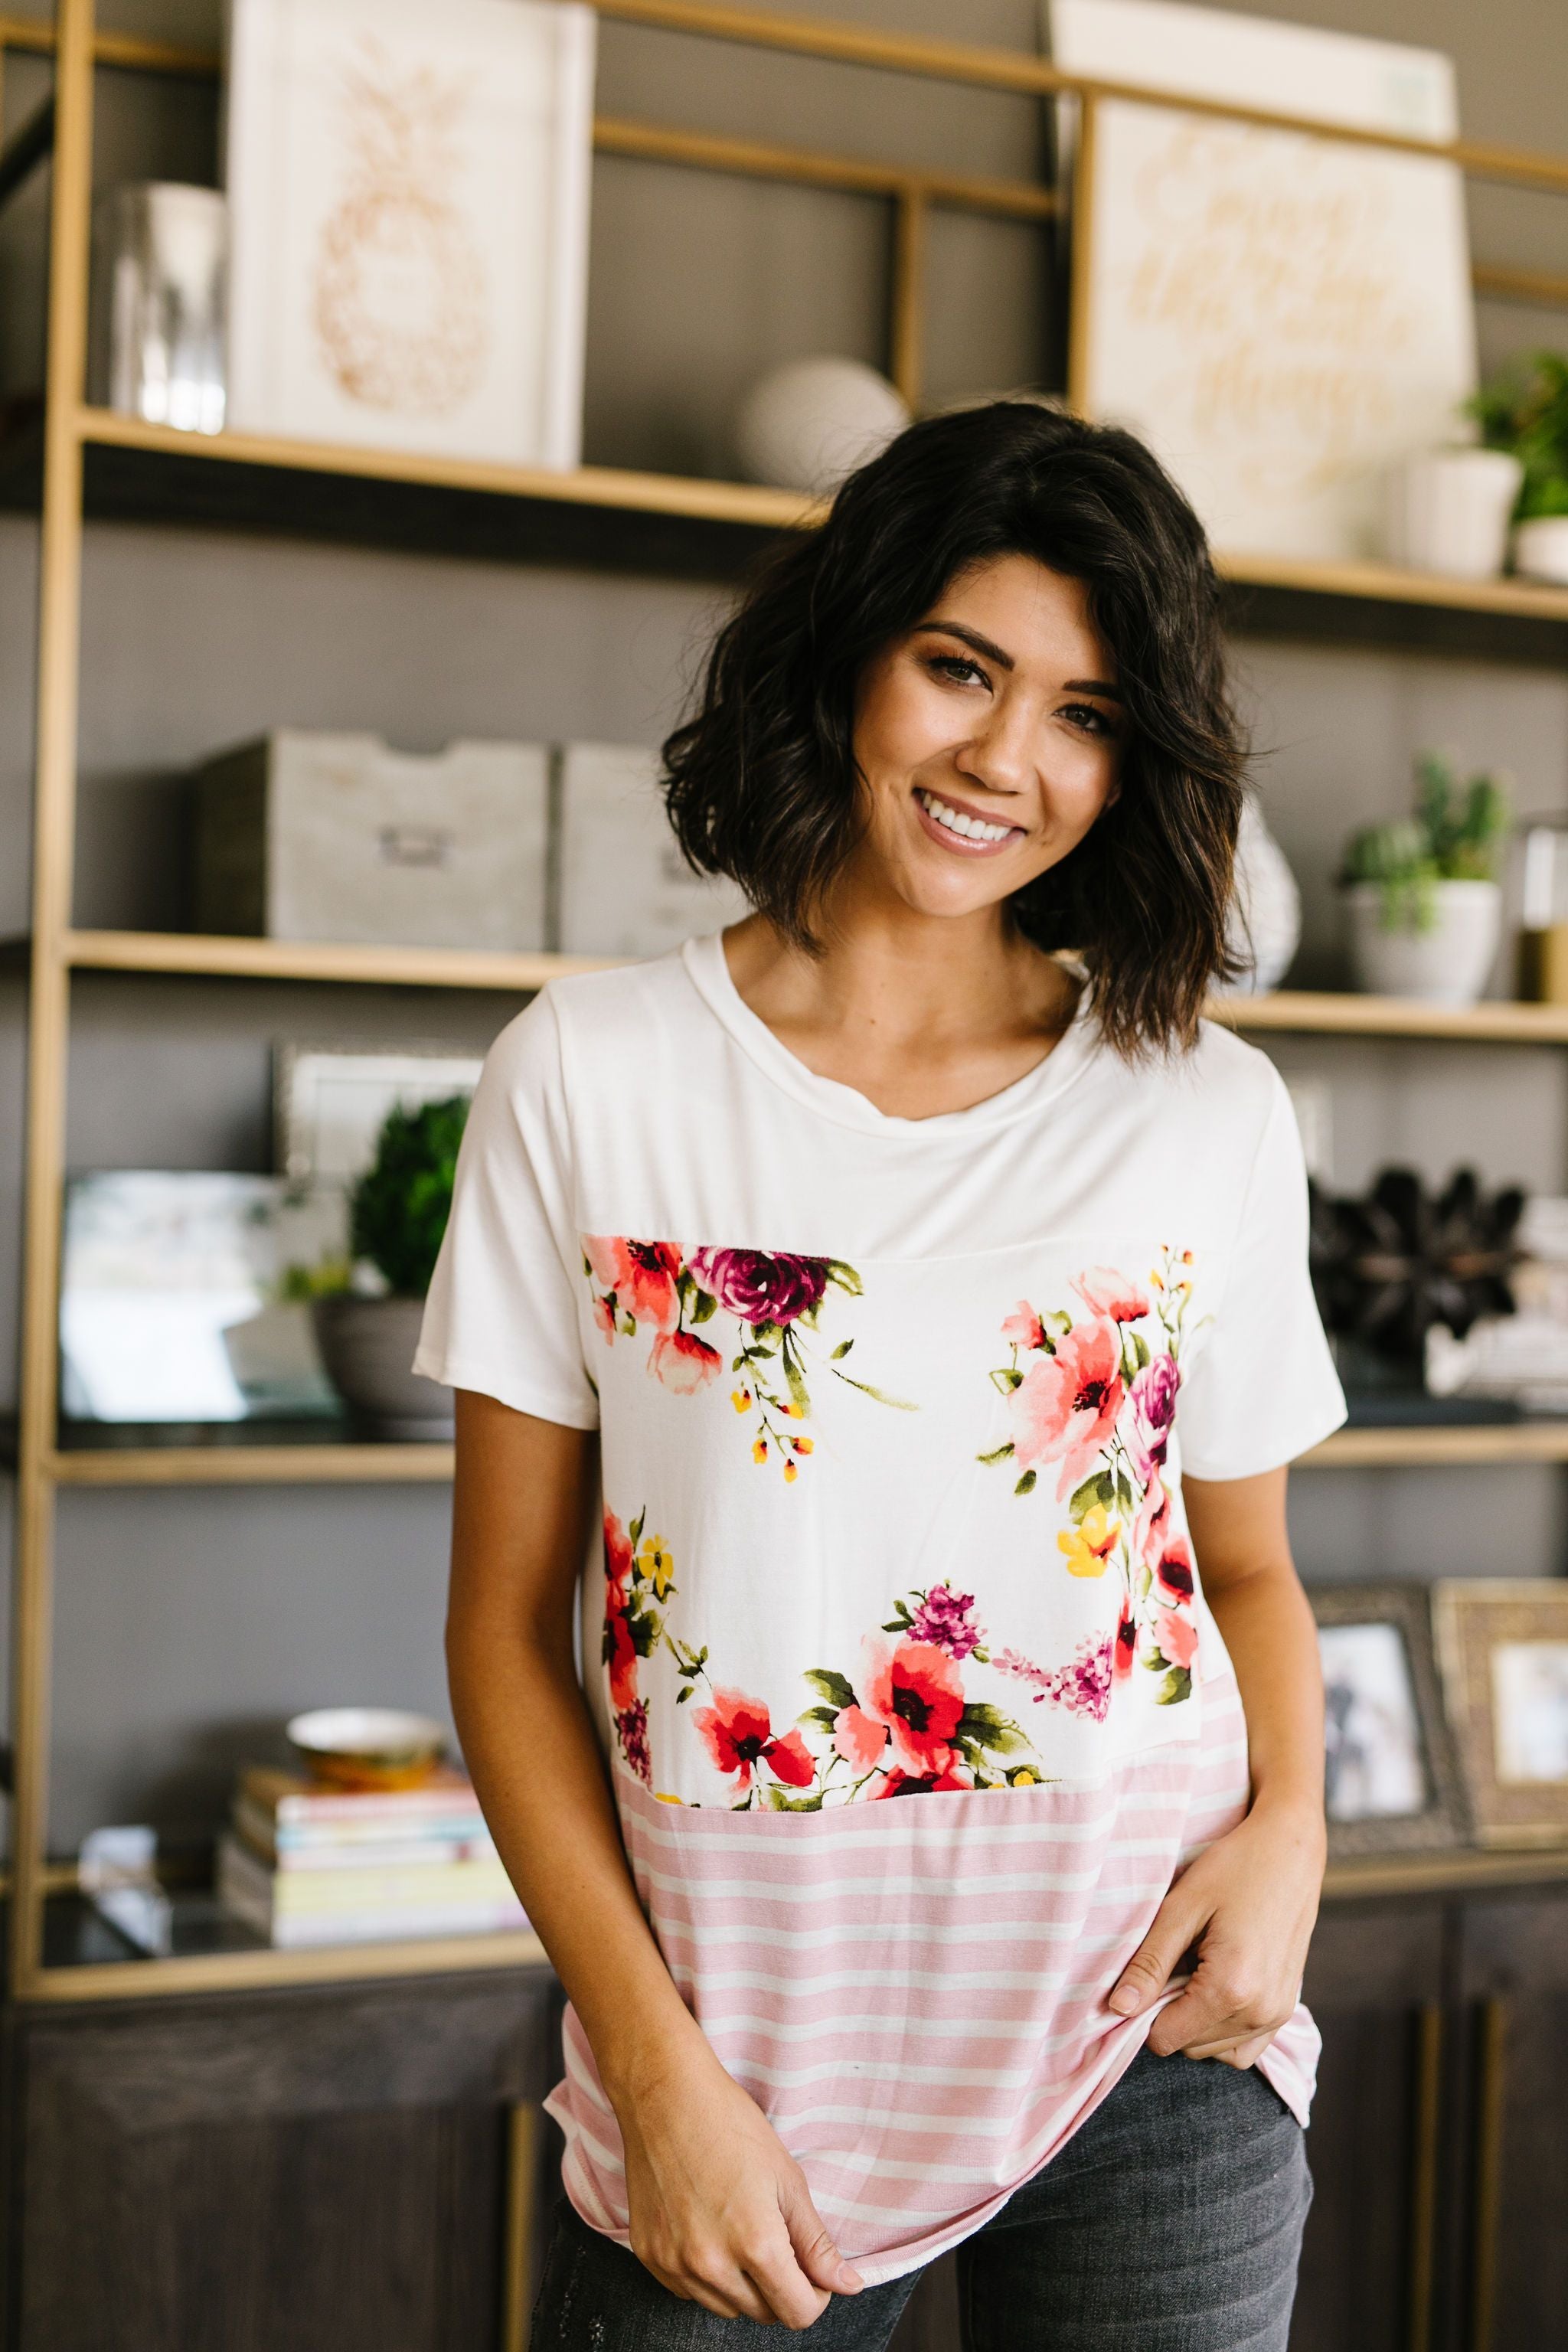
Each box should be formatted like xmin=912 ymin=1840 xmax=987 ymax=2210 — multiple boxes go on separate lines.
xmin=8 ymin=0 xmax=1568 ymax=2002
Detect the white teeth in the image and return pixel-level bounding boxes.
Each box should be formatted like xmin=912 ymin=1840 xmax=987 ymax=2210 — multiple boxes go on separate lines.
xmin=918 ymin=789 xmax=1013 ymax=844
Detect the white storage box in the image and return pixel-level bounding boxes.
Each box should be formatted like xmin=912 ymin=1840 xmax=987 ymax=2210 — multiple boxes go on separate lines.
xmin=557 ymin=742 xmax=749 ymax=958
xmin=194 ymin=731 xmax=550 ymax=949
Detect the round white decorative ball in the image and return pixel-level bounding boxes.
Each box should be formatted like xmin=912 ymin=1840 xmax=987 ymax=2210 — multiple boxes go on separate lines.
xmin=732 ymin=358 xmax=912 ymax=497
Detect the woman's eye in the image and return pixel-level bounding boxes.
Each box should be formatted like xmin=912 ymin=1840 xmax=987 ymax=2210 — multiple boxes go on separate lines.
xmin=1060 ymin=702 xmax=1112 ymax=735
xmin=927 ymin=653 xmax=989 ymax=688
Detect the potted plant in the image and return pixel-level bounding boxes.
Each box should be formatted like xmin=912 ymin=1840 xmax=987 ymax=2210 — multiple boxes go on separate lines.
xmin=1340 ymin=753 xmax=1509 ymax=1006
xmin=308 ymin=1094 xmax=469 ymax=1437
xmin=1470 ymin=351 xmax=1568 ymax=582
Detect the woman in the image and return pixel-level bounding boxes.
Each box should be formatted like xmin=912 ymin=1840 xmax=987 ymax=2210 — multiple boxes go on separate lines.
xmin=417 ymin=401 xmax=1345 ymax=2350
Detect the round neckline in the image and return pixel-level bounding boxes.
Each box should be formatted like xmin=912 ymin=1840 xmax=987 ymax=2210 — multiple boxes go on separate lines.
xmin=679 ymin=929 xmax=1101 ymax=1138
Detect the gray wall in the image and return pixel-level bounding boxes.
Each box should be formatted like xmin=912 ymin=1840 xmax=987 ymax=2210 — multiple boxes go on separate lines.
xmin=2 ymin=0 xmax=1568 ymax=1845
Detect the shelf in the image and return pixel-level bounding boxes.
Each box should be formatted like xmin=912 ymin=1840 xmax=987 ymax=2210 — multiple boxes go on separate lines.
xmin=11 ymin=1415 xmax=1563 ymax=1483
xmin=1212 ymin=990 xmax=1568 ymax=1045
xmin=23 ymin=939 xmax=1568 ymax=1048
xmin=1301 ymin=1423 xmax=1568 ymax=1468
xmin=0 ymin=407 xmax=813 ymax=582
xmin=5 ymin=409 xmax=1568 ymax=645
xmin=11 ymin=1843 xmax=1567 ymax=2004
xmin=47 ymin=1436 xmax=455 ymax=1486
xmin=26 ymin=1890 xmax=548 ymax=2003
xmin=60 ymin=928 xmax=614 ymax=993
xmin=1321 ymin=1843 xmax=1568 ymax=1903
xmin=1217 ymin=546 xmax=1568 ymax=626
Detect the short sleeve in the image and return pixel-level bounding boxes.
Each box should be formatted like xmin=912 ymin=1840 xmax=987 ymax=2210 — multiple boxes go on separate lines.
xmin=1174 ymin=1064 xmax=1345 ymax=1480
xmin=413 ymin=991 xmax=599 ymax=1429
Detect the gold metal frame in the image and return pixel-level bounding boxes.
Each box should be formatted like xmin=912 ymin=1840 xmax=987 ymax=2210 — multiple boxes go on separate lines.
xmin=8 ymin=0 xmax=1568 ymax=2004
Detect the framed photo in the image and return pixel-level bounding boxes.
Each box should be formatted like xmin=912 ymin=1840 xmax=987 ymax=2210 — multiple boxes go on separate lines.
xmin=59 ymin=1172 xmax=341 ymax=1423
xmin=1047 ymin=0 xmax=1477 ymax=560
xmin=1434 ymin=1580 xmax=1568 ymax=1847
xmin=224 ymin=0 xmax=596 ymax=467
xmin=1308 ymin=1583 xmax=1468 ymax=1857
xmin=274 ymin=1041 xmax=484 ymax=1187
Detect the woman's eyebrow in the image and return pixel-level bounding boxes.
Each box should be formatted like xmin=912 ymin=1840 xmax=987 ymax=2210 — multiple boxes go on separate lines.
xmin=913 ymin=620 xmax=1015 ymax=671
xmin=913 ymin=624 xmax=1122 ymax=703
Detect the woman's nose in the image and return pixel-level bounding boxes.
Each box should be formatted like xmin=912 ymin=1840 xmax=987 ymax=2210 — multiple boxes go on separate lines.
xmin=954 ymin=701 xmax=1034 ymax=797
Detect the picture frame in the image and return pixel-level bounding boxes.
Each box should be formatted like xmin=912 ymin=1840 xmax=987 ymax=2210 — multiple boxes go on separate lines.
xmin=1308 ymin=1583 xmax=1468 ymax=1857
xmin=223 ymin=0 xmax=596 ymax=468
xmin=59 ymin=1171 xmax=342 ymax=1423
xmin=273 ymin=1040 xmax=485 ymax=1187
xmin=1433 ymin=1579 xmax=1568 ymax=1847
xmin=1046 ymin=0 xmax=1477 ymax=560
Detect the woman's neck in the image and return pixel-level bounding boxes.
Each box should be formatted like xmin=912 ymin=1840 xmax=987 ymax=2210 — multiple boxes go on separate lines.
xmin=719 ymin=903 xmax=1080 ymax=1122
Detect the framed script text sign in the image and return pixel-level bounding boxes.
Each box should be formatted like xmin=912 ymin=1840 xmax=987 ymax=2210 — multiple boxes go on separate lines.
xmin=1048 ymin=0 xmax=1477 ymax=560
xmin=224 ymin=0 xmax=596 ymax=468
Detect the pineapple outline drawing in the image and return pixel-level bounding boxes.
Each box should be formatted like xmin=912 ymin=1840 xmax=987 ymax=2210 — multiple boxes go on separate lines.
xmin=312 ymin=37 xmax=489 ymax=419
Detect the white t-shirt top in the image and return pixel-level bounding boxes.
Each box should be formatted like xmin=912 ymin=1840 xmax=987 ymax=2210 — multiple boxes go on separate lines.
xmin=416 ymin=930 xmax=1347 ymax=2282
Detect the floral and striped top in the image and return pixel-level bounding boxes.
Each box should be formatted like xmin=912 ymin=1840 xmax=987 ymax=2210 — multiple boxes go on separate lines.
xmin=416 ymin=929 xmax=1347 ymax=2285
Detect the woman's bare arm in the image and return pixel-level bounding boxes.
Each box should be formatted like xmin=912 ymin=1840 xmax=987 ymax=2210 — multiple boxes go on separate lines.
xmin=445 ymin=1388 xmax=864 ymax=2324
xmin=1107 ymin=1465 xmax=1326 ymax=2064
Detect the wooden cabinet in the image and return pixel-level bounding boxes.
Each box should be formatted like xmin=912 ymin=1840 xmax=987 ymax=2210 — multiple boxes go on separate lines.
xmin=897 ymin=1882 xmax=1568 ymax=2352
xmin=1456 ymin=1887 xmax=1568 ymax=2352
xmin=1290 ymin=1904 xmax=1447 ymax=2352
xmin=5 ymin=1968 xmax=560 ymax=2352
xmin=6 ymin=1887 xmax=1568 ymax=2352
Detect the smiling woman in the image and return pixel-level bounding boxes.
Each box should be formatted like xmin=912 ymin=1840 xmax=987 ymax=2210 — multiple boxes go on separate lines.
xmin=663 ymin=400 xmax=1246 ymax=1058
xmin=423 ymin=398 xmax=1344 ymax=2352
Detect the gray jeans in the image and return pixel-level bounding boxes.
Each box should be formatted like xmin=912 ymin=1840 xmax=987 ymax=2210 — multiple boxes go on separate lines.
xmin=531 ymin=2043 xmax=1312 ymax=2351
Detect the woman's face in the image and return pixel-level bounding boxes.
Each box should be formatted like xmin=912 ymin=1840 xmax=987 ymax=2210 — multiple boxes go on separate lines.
xmin=847 ymin=553 xmax=1125 ymax=922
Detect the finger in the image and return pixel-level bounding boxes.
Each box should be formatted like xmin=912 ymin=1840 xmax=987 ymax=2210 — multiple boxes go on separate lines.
xmin=1109 ymin=1892 xmax=1204 ymax=2017
xmin=1217 ymin=2034 xmax=1275 ymax=2070
xmin=691 ymin=2263 xmax=785 ymax=2326
xmin=648 ymin=2244 xmax=772 ymax=2323
xmin=655 ymin=2266 xmax=750 ymax=2321
xmin=779 ymin=2176 xmax=865 ymax=2296
xmin=1145 ymin=1966 xmax=1243 ymax=2056
xmin=740 ymin=2250 xmax=830 ymax=2332
xmin=734 ymin=2222 xmax=832 ymax=2331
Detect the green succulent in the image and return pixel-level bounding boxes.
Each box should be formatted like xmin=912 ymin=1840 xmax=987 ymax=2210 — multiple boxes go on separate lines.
xmin=1341 ymin=753 xmax=1510 ymax=932
xmin=1469 ymin=351 xmax=1568 ymax=521
xmin=348 ymin=1095 xmax=470 ymax=1298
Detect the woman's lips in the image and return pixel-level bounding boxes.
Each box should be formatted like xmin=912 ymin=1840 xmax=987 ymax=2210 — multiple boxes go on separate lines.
xmin=912 ymin=785 xmax=1025 ymax=858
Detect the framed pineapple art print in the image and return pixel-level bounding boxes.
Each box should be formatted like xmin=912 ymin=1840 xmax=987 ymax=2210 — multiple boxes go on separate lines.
xmin=222 ymin=0 xmax=596 ymax=469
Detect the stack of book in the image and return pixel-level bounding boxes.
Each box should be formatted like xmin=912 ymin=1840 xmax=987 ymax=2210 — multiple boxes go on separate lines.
xmin=217 ymin=1765 xmax=528 ymax=1948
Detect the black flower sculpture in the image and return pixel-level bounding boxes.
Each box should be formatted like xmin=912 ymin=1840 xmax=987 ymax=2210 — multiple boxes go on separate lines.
xmin=1308 ymin=1166 xmax=1526 ymax=1372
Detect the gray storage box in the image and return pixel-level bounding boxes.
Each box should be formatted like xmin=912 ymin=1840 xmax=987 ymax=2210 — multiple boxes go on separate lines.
xmin=557 ymin=741 xmax=748 ymax=958
xmin=194 ymin=731 xmax=550 ymax=949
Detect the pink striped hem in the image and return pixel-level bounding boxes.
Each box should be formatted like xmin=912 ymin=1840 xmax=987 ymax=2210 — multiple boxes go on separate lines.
xmin=543 ymin=1669 xmax=1318 ymax=2285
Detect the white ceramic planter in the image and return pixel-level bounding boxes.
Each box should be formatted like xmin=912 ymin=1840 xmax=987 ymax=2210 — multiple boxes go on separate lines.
xmin=1512 ymin=515 xmax=1568 ymax=585
xmin=310 ymin=1293 xmax=452 ymax=1439
xmin=1343 ymin=878 xmax=1502 ymax=1006
xmin=1383 ymin=449 xmax=1522 ymax=580
xmin=1225 ymin=799 xmax=1302 ymax=992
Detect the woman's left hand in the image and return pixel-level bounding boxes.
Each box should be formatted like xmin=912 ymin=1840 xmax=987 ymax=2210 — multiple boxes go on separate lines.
xmin=1105 ymin=1795 xmax=1326 ymax=2069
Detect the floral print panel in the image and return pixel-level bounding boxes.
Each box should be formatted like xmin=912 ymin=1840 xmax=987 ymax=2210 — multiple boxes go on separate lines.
xmin=582 ymin=1236 xmax=913 ymax=1478
xmin=978 ymin=1246 xmax=1201 ymax=1706
xmin=590 ymin=1240 xmax=1210 ymax=1811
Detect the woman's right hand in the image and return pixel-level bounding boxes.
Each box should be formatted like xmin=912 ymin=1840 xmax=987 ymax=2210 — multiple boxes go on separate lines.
xmin=612 ymin=2037 xmax=865 ymax=2328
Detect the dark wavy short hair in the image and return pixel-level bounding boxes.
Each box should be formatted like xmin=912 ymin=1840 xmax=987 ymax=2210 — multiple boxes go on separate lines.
xmin=662 ymin=400 xmax=1246 ymax=1057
